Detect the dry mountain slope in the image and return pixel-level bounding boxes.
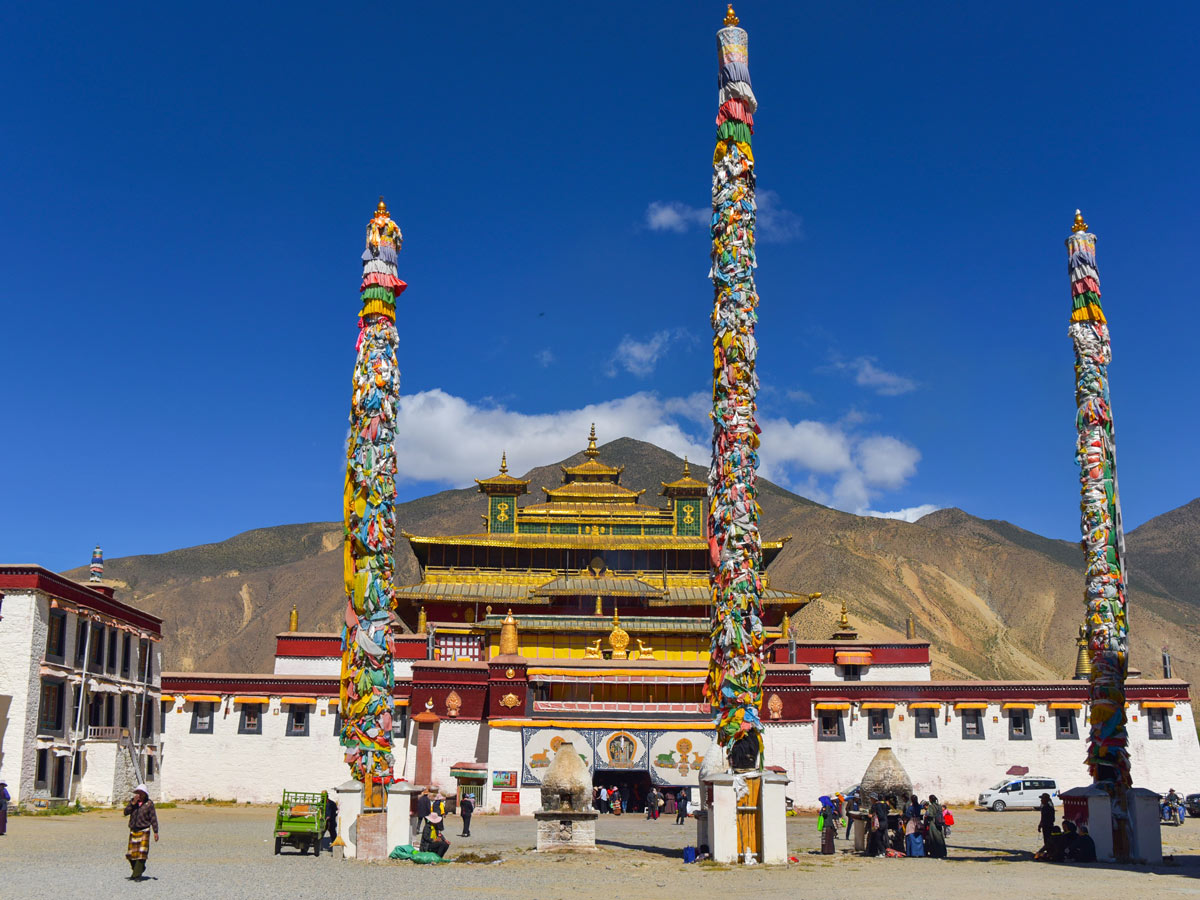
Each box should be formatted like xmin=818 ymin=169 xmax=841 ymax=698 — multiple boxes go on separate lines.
xmin=64 ymin=439 xmax=1200 ymax=687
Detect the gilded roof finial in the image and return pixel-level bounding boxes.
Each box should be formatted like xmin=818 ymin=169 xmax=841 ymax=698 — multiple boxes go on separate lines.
xmin=499 ymin=609 xmax=519 ymax=656
xmin=1072 ymin=209 xmax=1088 ymax=233
xmin=682 ymin=456 xmax=691 ymax=478
xmin=499 ymin=451 xmax=508 ymax=475
xmin=289 ymin=603 xmax=299 ymax=632
xmin=585 ymin=423 xmax=599 ymax=458
xmin=376 ymin=195 xmax=389 ymax=218
xmin=723 ymin=4 xmax=739 ymax=26
xmin=839 ymin=599 xmax=849 ymax=629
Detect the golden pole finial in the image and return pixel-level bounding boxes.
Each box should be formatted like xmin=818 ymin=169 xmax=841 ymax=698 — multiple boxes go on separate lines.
xmin=682 ymin=456 xmax=691 ymax=477
xmin=289 ymin=603 xmax=299 ymax=632
xmin=1072 ymin=209 xmax=1088 ymax=233
xmin=375 ymin=195 xmax=389 ymax=217
xmin=585 ymin=423 xmax=599 ymax=458
xmin=723 ymin=4 xmax=739 ymax=26
xmin=417 ymin=605 xmax=428 ymax=634
xmin=500 ymin=451 xmax=508 ymax=474
xmin=595 ymin=594 xmax=604 ymax=616
xmin=839 ymin=600 xmax=849 ymax=629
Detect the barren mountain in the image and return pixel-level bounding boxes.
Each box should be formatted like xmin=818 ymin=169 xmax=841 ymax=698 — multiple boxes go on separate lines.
xmin=64 ymin=439 xmax=1200 ymax=686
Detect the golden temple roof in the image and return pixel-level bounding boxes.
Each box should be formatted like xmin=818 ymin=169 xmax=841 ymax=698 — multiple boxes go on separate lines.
xmin=542 ymin=480 xmax=644 ymax=503
xmin=560 ymin=424 xmax=625 ymax=478
xmin=660 ymin=457 xmax=707 ymax=497
xmin=475 ymin=452 xmax=531 ymax=494
xmin=403 ymin=531 xmax=790 ymax=550
xmin=531 ymin=576 xmax=666 ymax=598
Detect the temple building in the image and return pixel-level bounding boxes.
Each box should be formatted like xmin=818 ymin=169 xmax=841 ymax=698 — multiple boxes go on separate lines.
xmin=159 ymin=432 xmax=1200 ymax=813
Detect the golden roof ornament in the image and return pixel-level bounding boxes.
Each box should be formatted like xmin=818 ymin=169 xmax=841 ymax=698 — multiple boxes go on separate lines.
xmin=723 ymin=4 xmax=739 ymax=26
xmin=1072 ymin=209 xmax=1088 ymax=233
xmin=594 ymin=594 xmax=604 ymax=616
xmin=289 ymin=603 xmax=299 ymax=632
xmin=585 ymin=423 xmax=599 ymax=458
xmin=1074 ymin=622 xmax=1093 ymax=680
xmin=376 ymin=196 xmax=389 ymax=217
xmin=839 ymin=600 xmax=850 ymax=629
xmin=499 ymin=452 xmax=508 ymax=474
xmin=499 ymin=609 xmax=519 ymax=656
xmin=608 ymin=609 xmax=629 ymax=659
xmin=417 ymin=605 xmax=428 ymax=634
xmin=780 ymin=611 xmax=791 ymax=641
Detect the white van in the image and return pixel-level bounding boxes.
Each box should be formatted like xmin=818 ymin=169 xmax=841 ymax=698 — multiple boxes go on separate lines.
xmin=978 ymin=777 xmax=1060 ymax=811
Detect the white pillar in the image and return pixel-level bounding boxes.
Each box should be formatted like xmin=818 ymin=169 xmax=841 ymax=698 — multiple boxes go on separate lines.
xmin=759 ymin=770 xmax=790 ymax=864
xmin=332 ymin=780 xmax=362 ymax=858
xmin=386 ymin=783 xmax=422 ymax=852
xmin=1128 ymin=788 xmax=1163 ymax=864
xmin=702 ymin=774 xmax=738 ymax=863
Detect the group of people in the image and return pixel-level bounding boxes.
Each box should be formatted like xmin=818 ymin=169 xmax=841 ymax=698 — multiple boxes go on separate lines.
xmin=416 ymin=787 xmax=474 ymax=858
xmin=821 ymin=792 xmax=949 ymax=858
xmin=1036 ymin=793 xmax=1096 ymax=862
xmin=592 ymin=784 xmax=690 ymax=822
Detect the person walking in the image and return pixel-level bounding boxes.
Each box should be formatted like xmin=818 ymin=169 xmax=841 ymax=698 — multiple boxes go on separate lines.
xmin=676 ymin=790 xmax=689 ymax=824
xmin=416 ymin=788 xmax=432 ymax=829
xmin=0 ymin=781 xmax=9 ymax=836
xmin=324 ymin=793 xmax=338 ymax=848
xmin=868 ymin=794 xmax=890 ymax=857
xmin=1036 ymin=793 xmax=1055 ymax=851
xmin=123 ymin=784 xmax=159 ymax=880
xmin=844 ymin=792 xmax=860 ymax=840
xmin=459 ymin=793 xmax=474 ymax=837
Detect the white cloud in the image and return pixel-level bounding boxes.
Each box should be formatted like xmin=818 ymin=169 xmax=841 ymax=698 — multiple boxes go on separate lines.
xmin=644 ymin=201 xmax=708 ymax=233
xmin=391 ymin=388 xmax=928 ymax=517
xmin=607 ymin=329 xmax=691 ymax=378
xmin=863 ymin=504 xmax=942 ymax=523
xmin=840 ymin=357 xmax=917 ymax=396
xmin=535 ymin=349 xmax=555 ymax=367
xmin=643 ymin=192 xmax=802 ymax=244
xmin=785 ymin=388 xmax=815 ymax=404
xmin=756 ymin=190 xmax=804 ymax=243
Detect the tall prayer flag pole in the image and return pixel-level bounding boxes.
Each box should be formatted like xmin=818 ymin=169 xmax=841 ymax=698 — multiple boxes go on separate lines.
xmin=705 ymin=4 xmax=765 ymax=762
xmin=340 ymin=199 xmax=406 ymax=806
xmin=1068 ymin=209 xmax=1131 ymax=849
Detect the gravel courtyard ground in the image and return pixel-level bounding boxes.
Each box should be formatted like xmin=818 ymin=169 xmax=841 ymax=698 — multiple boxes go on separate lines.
xmin=4 ymin=805 xmax=1200 ymax=900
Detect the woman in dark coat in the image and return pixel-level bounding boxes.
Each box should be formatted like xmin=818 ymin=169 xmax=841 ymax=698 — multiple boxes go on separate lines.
xmin=868 ymin=795 xmax=891 ymax=857
xmin=1037 ymin=794 xmax=1056 ymax=850
xmin=924 ymin=795 xmax=947 ymax=858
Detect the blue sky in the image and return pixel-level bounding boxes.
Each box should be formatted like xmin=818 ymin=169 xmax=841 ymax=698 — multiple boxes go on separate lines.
xmin=2 ymin=2 xmax=1197 ymax=571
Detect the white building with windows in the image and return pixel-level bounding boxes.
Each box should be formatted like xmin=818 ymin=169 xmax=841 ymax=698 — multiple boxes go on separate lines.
xmin=0 ymin=565 xmax=163 ymax=807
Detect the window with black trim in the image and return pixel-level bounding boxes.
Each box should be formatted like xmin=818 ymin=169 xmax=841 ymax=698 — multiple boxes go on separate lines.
xmin=843 ymin=665 xmax=862 ymax=682
xmin=35 ymin=748 xmax=48 ymax=786
xmin=120 ymin=694 xmax=130 ymax=728
xmin=107 ymin=629 xmax=118 ymax=673
xmin=961 ymin=710 xmax=985 ymax=740
xmin=90 ymin=624 xmax=105 ymax=668
xmin=914 ymin=709 xmax=937 ymax=738
xmin=75 ymin=620 xmax=88 ymax=666
xmin=1009 ymin=710 xmax=1032 ymax=740
xmin=239 ymin=705 xmax=263 ymax=735
xmin=1055 ymin=711 xmax=1078 ymax=739
xmin=190 ymin=701 xmax=214 ymax=734
xmin=145 ymin=757 xmax=155 ymax=782
xmin=38 ymin=679 xmax=65 ymax=733
xmin=140 ymin=703 xmax=154 ymax=740
xmin=121 ymin=634 xmax=132 ymax=678
xmin=1148 ymin=709 xmax=1173 ymax=740
xmin=46 ymin=610 xmax=67 ymax=660
xmin=817 ymin=712 xmax=845 ymax=742
xmin=287 ymin=705 xmax=310 ymax=736
xmin=334 ymin=707 xmax=344 ymax=737
xmin=867 ymin=710 xmax=890 ymax=740
xmin=161 ymin=700 xmax=169 ymax=733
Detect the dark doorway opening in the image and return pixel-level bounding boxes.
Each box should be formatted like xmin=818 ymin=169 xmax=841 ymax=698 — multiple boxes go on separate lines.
xmin=594 ymin=770 xmax=652 ymax=814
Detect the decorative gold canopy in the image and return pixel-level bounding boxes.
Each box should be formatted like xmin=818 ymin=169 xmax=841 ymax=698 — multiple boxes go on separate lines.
xmin=499 ymin=609 xmax=519 ymax=656
xmin=1072 ymin=209 xmax=1088 ymax=233
xmin=723 ymin=4 xmax=739 ymax=26
xmin=585 ymin=423 xmax=599 ymax=458
xmin=376 ymin=196 xmax=389 ymax=217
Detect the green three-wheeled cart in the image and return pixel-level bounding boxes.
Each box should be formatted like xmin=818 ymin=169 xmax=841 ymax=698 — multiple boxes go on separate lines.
xmin=274 ymin=790 xmax=327 ymax=856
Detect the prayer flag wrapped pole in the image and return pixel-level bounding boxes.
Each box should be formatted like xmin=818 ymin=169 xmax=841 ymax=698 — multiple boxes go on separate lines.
xmin=1068 ymin=210 xmax=1132 ymax=840
xmin=89 ymin=545 xmax=104 ymax=582
xmin=705 ymin=5 xmax=765 ymax=762
xmin=341 ymin=198 xmax=406 ymax=805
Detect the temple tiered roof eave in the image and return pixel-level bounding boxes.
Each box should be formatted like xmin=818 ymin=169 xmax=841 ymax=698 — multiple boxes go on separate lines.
xmin=402 ymin=531 xmax=791 ymax=551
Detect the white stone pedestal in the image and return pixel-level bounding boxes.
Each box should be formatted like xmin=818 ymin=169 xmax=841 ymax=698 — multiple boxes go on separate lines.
xmin=699 ymin=769 xmax=791 ymax=865
xmin=331 ymin=780 xmax=362 ymax=859
xmin=534 ymin=809 xmax=598 ymax=851
xmin=1061 ymin=784 xmax=1163 ymax=864
xmin=387 ymin=783 xmax=423 ymax=854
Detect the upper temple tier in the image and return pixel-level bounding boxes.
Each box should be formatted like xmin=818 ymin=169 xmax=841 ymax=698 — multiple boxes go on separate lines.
xmin=395 ymin=428 xmax=814 ymax=658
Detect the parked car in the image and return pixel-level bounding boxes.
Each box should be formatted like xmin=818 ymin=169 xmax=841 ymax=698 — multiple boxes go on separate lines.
xmin=1184 ymin=793 xmax=1200 ymax=818
xmin=978 ymin=777 xmax=1060 ymax=811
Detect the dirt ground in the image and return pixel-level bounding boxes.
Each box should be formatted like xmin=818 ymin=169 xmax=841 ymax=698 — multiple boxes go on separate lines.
xmin=4 ymin=805 xmax=1200 ymax=900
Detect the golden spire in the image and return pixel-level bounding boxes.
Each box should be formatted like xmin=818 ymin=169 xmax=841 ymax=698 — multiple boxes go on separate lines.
xmin=289 ymin=603 xmax=299 ymax=632
xmin=585 ymin=423 xmax=599 ymax=458
xmin=1074 ymin=622 xmax=1093 ymax=680
xmin=595 ymin=594 xmax=604 ymax=616
xmin=1072 ymin=209 xmax=1088 ymax=233
xmin=499 ymin=609 xmax=519 ymax=656
xmin=780 ymin=611 xmax=791 ymax=640
xmin=417 ymin=605 xmax=428 ymax=634
xmin=682 ymin=456 xmax=691 ymax=477
xmin=839 ymin=599 xmax=849 ymax=630
xmin=499 ymin=451 xmax=508 ymax=475
xmin=608 ymin=608 xmax=629 ymax=659
xmin=723 ymin=4 xmax=739 ymax=26
xmin=376 ymin=196 xmax=389 ymax=218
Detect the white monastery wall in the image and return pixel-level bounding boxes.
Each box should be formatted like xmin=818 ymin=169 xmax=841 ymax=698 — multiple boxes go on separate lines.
xmin=807 ymin=664 xmax=931 ymax=682
xmin=421 ymin=719 xmax=483 ymax=795
xmin=0 ymin=591 xmax=39 ymax=803
xmin=484 ymin=726 xmax=523 ymax=813
xmin=161 ymin=697 xmax=347 ymax=804
xmin=273 ymin=656 xmax=414 ymax=681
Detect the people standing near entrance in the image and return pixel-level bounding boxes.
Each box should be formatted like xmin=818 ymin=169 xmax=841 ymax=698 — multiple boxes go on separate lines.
xmin=593 ymin=785 xmax=601 ymax=813
xmin=868 ymin=794 xmax=890 ymax=857
xmin=844 ymin=792 xmax=860 ymax=840
xmin=459 ymin=793 xmax=474 ymax=837
xmin=0 ymin=781 xmax=9 ymax=836
xmin=676 ymin=790 xmax=689 ymax=824
xmin=611 ymin=787 xmax=623 ymax=816
xmin=924 ymin=795 xmax=947 ymax=858
xmin=432 ymin=791 xmax=447 ymax=820
xmin=416 ymin=788 xmax=432 ymax=829
xmin=123 ymin=784 xmax=159 ymax=880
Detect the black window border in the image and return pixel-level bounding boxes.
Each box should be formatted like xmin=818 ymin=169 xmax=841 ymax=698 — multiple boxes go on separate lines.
xmin=1055 ymin=710 xmax=1079 ymax=740
xmin=190 ymin=701 xmax=214 ymax=735
xmin=38 ymin=677 xmax=66 ymax=735
xmin=286 ymin=705 xmax=310 ymax=737
xmin=35 ymin=748 xmax=49 ymax=786
xmin=1148 ymin=708 xmax=1173 ymax=740
xmin=817 ymin=711 xmax=846 ymax=742
xmin=914 ymin=708 xmax=938 ymax=738
xmin=238 ymin=705 xmax=263 ymax=735
xmin=866 ymin=709 xmax=891 ymax=740
xmin=961 ymin=709 xmax=985 ymax=740
xmin=45 ymin=610 xmax=68 ymax=662
xmin=1008 ymin=710 xmax=1033 ymax=741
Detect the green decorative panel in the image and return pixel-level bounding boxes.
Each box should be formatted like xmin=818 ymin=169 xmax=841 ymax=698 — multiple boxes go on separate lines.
xmin=610 ymin=525 xmax=642 ymax=535
xmin=675 ymin=500 xmax=702 ymax=536
xmin=489 ymin=495 xmax=516 ymax=533
xmin=518 ymin=523 xmax=548 ymax=535
xmin=643 ymin=525 xmax=673 ymax=536
xmin=550 ymin=524 xmax=579 ymax=535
